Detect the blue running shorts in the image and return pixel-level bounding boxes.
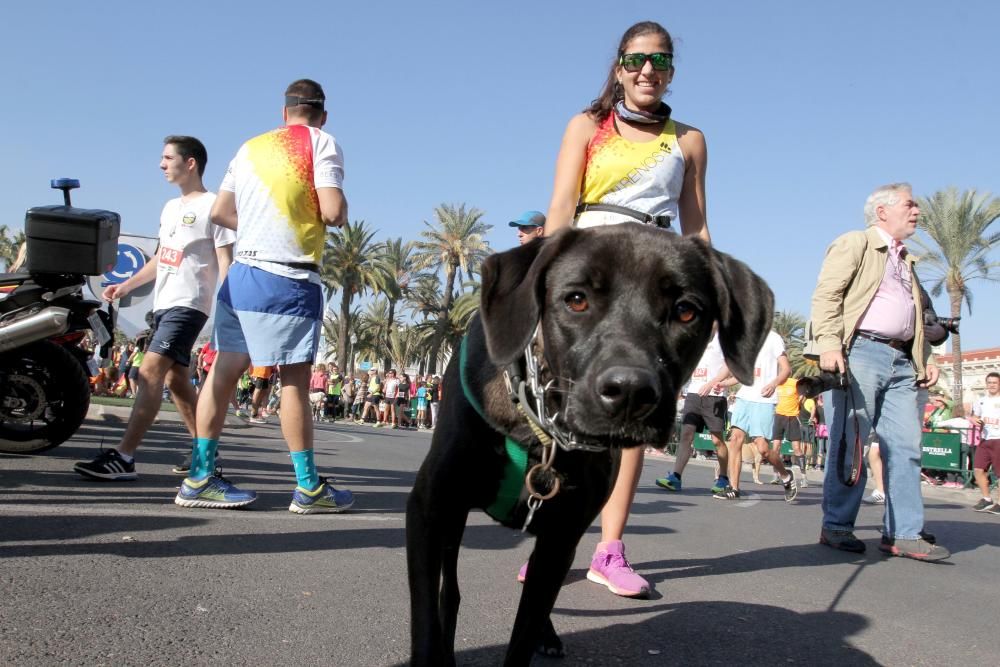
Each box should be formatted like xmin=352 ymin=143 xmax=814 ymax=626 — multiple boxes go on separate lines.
xmin=214 ymin=262 xmax=321 ymax=366
xmin=730 ymin=397 xmax=776 ymax=440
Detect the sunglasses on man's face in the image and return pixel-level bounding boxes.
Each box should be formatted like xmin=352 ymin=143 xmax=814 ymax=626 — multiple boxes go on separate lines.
xmin=619 ymin=52 xmax=673 ymax=73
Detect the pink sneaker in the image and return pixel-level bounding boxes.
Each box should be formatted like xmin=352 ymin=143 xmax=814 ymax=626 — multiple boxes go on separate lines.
xmin=517 ymin=561 xmax=528 ymax=583
xmin=586 ymin=540 xmax=650 ymax=598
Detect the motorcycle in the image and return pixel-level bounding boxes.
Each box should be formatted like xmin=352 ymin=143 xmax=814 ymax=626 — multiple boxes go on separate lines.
xmin=0 ymin=179 xmax=119 ymax=453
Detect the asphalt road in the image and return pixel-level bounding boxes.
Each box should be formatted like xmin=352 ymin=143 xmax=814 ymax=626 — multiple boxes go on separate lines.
xmin=1 ymin=411 xmax=997 ymax=666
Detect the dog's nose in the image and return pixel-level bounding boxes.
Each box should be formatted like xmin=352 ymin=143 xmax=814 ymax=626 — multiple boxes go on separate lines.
xmin=595 ymin=366 xmax=660 ymax=420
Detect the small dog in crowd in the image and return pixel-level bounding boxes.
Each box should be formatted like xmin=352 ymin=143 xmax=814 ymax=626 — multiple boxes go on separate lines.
xmin=406 ymin=224 xmax=774 ymax=666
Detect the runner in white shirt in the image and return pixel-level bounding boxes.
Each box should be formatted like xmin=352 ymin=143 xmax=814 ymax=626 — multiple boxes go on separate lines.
xmin=75 ymin=136 xmax=234 ymax=481
xmin=715 ymin=331 xmax=798 ymax=501
xmin=383 ymin=369 xmax=400 ymax=428
xmin=655 ymin=331 xmax=733 ymax=494
xmin=969 ymin=372 xmax=1000 ymax=512
xmin=180 ymin=79 xmax=353 ymax=513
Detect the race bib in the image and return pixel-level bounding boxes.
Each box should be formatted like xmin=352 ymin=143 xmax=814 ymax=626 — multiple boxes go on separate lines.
xmin=692 ymin=368 xmax=708 ymax=378
xmin=158 ymin=246 xmax=184 ymax=274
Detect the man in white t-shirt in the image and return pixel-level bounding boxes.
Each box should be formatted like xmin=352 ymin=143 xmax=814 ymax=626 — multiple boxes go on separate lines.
xmin=714 ymin=330 xmax=797 ymax=501
xmin=655 ymin=331 xmax=733 ymax=494
xmin=969 ymin=372 xmax=1000 ymax=513
xmin=177 ymin=79 xmax=353 ymax=513
xmin=75 ymin=136 xmax=235 ymax=481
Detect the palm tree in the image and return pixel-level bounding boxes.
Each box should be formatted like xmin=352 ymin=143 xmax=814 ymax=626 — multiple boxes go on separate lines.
xmin=321 ymin=220 xmax=392 ymax=372
xmin=772 ymin=310 xmax=816 ymax=378
xmin=912 ymin=188 xmax=1000 ymax=415
xmin=412 ymin=203 xmax=491 ymax=373
xmin=0 ymin=226 xmax=26 ymax=270
xmin=387 ymin=326 xmax=421 ymax=372
xmin=381 ymin=237 xmax=417 ymax=369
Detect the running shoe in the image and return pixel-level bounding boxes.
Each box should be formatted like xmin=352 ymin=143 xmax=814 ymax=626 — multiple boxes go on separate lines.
xmin=710 ymin=477 xmax=729 ymax=494
xmin=248 ymin=416 xmax=267 ymax=424
xmin=654 ymin=472 xmax=682 ymax=492
xmin=172 ymin=452 xmax=192 ymax=475
xmin=987 ymin=504 xmax=1000 ymax=515
xmin=769 ymin=476 xmax=782 ymax=485
xmin=972 ymin=498 xmax=994 ymax=512
xmin=879 ymin=536 xmax=950 ymax=562
xmin=863 ymin=490 xmax=886 ymax=504
xmin=586 ymin=540 xmax=649 ymax=598
xmin=783 ymin=470 xmax=798 ymax=502
xmin=74 ymin=449 xmax=137 ymax=481
xmin=799 ymin=477 xmax=809 ymax=488
xmin=713 ymin=485 xmax=740 ymax=500
xmin=289 ymin=477 xmax=355 ymax=514
xmin=174 ymin=470 xmax=256 ymax=509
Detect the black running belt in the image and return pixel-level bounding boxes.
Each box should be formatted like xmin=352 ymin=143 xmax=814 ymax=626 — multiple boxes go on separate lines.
xmin=575 ymin=203 xmax=673 ymax=229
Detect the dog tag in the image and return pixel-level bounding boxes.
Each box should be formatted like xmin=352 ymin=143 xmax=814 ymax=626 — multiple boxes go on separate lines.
xmin=521 ymin=494 xmax=544 ymax=533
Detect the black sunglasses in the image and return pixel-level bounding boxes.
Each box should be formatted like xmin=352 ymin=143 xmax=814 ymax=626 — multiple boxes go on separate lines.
xmin=619 ymin=52 xmax=673 ymax=73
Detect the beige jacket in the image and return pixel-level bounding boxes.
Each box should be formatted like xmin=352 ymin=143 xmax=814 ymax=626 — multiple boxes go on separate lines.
xmin=808 ymin=226 xmax=934 ymax=380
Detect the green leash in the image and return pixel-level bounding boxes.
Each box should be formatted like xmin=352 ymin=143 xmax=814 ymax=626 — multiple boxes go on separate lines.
xmin=459 ymin=334 xmax=529 ymax=522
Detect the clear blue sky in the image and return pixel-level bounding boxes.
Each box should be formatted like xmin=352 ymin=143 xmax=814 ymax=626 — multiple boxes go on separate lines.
xmin=2 ymin=1 xmax=997 ymax=349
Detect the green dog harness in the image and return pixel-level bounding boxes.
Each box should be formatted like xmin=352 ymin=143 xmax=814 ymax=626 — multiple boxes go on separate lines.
xmin=458 ymin=334 xmax=529 ymax=523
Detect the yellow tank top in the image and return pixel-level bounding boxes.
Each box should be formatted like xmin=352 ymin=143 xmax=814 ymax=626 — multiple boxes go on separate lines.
xmin=577 ymin=115 xmax=685 ymax=228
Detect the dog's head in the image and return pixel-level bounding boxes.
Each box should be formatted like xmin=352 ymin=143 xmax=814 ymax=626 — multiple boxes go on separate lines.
xmin=480 ymin=225 xmax=773 ymax=448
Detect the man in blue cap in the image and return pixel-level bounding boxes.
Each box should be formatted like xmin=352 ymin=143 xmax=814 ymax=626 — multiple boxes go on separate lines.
xmin=509 ymin=210 xmax=545 ymax=245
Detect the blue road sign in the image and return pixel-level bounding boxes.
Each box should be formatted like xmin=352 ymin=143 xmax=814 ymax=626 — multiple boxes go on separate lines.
xmin=102 ymin=243 xmax=147 ymax=286
xmin=359 ymin=361 xmax=373 ymax=371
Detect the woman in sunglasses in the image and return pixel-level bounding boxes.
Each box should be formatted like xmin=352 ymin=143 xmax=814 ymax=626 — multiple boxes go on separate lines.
xmin=538 ymin=20 xmax=711 ymax=599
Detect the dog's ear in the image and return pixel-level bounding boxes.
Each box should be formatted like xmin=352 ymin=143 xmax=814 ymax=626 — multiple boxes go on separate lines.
xmin=480 ymin=229 xmax=578 ymax=365
xmin=707 ymin=246 xmax=775 ymax=385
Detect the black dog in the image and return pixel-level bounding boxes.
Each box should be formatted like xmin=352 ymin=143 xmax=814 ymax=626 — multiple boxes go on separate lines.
xmin=406 ymin=225 xmax=773 ymax=666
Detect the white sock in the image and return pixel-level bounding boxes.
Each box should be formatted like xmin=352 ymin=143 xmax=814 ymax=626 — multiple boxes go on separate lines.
xmin=116 ymin=449 xmax=134 ymax=463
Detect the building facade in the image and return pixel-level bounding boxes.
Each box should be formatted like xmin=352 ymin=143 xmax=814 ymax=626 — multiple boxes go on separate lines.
xmin=934 ymin=346 xmax=1000 ymax=410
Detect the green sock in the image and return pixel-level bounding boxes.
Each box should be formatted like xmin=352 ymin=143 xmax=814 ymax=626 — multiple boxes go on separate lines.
xmin=190 ymin=437 xmax=218 ymax=480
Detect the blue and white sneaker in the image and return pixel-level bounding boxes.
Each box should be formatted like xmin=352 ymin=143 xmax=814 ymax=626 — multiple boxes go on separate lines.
xmin=174 ymin=470 xmax=256 ymax=509
xmin=289 ymin=477 xmax=355 ymax=514
xmin=655 ymin=472 xmax=682 ymax=492
xmin=711 ymin=476 xmax=729 ymax=494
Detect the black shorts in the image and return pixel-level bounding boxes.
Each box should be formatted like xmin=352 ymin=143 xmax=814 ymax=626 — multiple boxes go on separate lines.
xmin=395 ymin=396 xmax=409 ymax=406
xmin=366 ymin=395 xmax=382 ymax=404
xmin=680 ymin=393 xmax=727 ymax=433
xmin=253 ymin=377 xmax=271 ymax=391
xmin=772 ymin=414 xmax=803 ymax=441
xmin=148 ymin=307 xmax=209 ymax=367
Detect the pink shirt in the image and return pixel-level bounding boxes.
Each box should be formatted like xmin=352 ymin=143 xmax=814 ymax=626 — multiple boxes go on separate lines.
xmin=857 ymin=228 xmax=915 ymax=341
xmin=309 ymin=371 xmax=327 ymax=391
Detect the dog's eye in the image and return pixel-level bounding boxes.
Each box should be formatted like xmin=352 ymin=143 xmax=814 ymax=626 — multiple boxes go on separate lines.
xmin=565 ymin=293 xmax=589 ymax=313
xmin=674 ymin=301 xmax=698 ymax=323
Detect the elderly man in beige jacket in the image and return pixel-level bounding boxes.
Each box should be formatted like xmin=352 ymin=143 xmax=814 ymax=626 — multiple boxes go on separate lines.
xmin=808 ymin=182 xmax=948 ymax=562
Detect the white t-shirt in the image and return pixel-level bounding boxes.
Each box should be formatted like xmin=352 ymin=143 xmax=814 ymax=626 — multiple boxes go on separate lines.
xmin=972 ymin=393 xmax=1000 ymax=441
xmin=383 ymin=378 xmax=399 ymax=400
xmin=735 ymin=331 xmax=786 ymax=404
xmin=220 ymin=124 xmax=344 ymax=282
xmin=682 ymin=333 xmax=726 ymax=396
xmin=153 ymin=192 xmax=235 ymax=315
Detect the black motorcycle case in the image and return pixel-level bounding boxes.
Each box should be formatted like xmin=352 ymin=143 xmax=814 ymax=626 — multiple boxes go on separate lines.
xmin=24 ymin=205 xmax=120 ymax=275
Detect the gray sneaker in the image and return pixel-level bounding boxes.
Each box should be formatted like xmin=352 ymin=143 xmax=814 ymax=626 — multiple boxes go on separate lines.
xmin=879 ymin=536 xmax=950 ymax=562
xmin=988 ymin=503 xmax=1000 ymax=516
xmin=972 ymin=498 xmax=994 ymax=512
xmin=819 ymin=528 xmax=866 ymax=553
xmin=783 ymin=470 xmax=798 ymax=502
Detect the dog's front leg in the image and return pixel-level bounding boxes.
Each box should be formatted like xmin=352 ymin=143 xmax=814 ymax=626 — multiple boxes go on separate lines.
xmin=406 ymin=482 xmax=448 ymax=667
xmin=503 ymin=534 xmax=578 ymax=666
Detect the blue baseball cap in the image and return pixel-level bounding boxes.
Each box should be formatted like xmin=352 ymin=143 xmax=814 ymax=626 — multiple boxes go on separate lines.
xmin=508 ymin=210 xmax=546 ymax=228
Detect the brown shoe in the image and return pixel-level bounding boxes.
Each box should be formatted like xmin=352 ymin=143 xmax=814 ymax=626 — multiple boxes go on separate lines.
xmin=879 ymin=536 xmax=950 ymax=562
